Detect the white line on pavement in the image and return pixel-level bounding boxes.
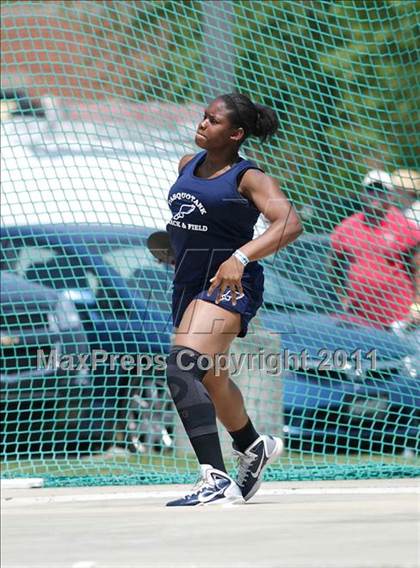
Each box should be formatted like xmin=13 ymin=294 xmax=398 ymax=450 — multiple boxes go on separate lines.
xmin=2 ymin=485 xmax=418 ymax=506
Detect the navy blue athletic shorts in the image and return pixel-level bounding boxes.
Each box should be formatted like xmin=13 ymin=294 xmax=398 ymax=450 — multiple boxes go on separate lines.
xmin=172 ymin=270 xmax=264 ymax=338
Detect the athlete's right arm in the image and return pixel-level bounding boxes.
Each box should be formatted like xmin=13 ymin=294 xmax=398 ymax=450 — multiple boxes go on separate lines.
xmin=178 ymin=154 xmax=195 ymax=174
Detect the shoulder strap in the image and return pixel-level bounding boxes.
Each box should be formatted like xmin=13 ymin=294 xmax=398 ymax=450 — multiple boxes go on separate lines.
xmin=179 ymin=151 xmax=206 ymax=177
xmin=235 ymin=160 xmax=264 ymax=186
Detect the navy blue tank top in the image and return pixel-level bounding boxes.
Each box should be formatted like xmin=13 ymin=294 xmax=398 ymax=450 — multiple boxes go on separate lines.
xmin=167 ymin=151 xmax=263 ymax=286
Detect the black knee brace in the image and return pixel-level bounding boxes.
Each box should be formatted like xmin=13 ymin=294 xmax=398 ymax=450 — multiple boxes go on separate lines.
xmin=166 ymin=346 xmax=217 ymax=439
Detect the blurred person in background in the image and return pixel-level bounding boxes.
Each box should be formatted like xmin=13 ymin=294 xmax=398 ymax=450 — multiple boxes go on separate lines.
xmin=391 ymin=169 xmax=420 ymax=326
xmin=328 ymin=169 xmax=419 ymax=328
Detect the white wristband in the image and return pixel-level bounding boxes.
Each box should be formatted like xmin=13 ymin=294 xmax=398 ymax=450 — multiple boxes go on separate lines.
xmin=233 ymin=249 xmax=250 ymax=266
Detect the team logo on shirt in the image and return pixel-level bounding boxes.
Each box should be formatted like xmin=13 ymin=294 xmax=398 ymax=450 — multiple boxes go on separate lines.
xmin=168 ymin=192 xmax=208 ymax=232
xmin=168 ymin=192 xmax=207 ymax=215
xmin=173 ymin=204 xmax=196 ymax=220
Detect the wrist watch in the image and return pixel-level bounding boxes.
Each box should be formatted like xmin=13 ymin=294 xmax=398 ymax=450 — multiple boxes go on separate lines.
xmin=233 ymin=249 xmax=250 ymax=266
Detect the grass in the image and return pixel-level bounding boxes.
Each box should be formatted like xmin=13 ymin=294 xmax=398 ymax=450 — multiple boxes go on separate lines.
xmin=2 ymin=448 xmax=419 ymax=483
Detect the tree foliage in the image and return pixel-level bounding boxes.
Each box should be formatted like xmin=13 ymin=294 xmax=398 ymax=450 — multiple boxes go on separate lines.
xmin=231 ymin=0 xmax=419 ymax=229
xmin=118 ymin=0 xmax=418 ymax=229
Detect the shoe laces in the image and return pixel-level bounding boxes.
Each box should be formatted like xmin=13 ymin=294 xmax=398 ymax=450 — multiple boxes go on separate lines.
xmin=185 ymin=475 xmax=209 ymax=498
xmin=233 ymin=449 xmax=256 ymax=486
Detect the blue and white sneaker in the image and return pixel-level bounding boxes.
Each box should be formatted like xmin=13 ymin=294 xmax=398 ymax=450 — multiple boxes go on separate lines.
xmin=166 ymin=464 xmax=244 ymax=507
xmin=233 ymin=435 xmax=284 ymax=501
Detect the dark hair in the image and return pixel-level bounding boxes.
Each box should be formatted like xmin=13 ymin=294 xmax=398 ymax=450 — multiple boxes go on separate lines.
xmin=219 ymin=93 xmax=278 ymax=143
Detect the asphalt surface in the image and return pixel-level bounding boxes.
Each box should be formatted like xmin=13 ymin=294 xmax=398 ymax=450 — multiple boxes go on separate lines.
xmin=2 ymin=478 xmax=419 ymax=568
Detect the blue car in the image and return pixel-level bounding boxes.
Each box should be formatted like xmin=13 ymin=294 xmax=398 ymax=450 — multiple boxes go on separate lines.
xmin=1 ymin=223 xmax=174 ymax=453
xmin=261 ymin=236 xmax=419 ymax=454
xmin=1 ymin=225 xmax=418 ymax=455
xmin=1 ymin=271 xmax=92 ymax=457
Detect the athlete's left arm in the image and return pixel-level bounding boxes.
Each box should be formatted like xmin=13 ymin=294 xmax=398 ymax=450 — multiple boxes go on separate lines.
xmin=207 ymin=170 xmax=303 ymax=304
xmin=238 ymin=169 xmax=303 ymax=261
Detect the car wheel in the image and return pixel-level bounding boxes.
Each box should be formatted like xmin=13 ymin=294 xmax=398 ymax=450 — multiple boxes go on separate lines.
xmin=121 ymin=378 xmax=174 ymax=454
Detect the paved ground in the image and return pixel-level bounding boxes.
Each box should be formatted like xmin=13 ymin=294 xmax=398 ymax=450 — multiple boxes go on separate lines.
xmin=2 ymin=478 xmax=419 ymax=568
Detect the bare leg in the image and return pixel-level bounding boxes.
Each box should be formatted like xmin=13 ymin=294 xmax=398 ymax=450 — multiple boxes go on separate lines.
xmin=165 ymin=301 xmax=247 ymax=505
xmin=203 ymin=367 xmax=249 ymax=432
xmin=169 ymin=299 xmax=247 ymax=469
xmin=171 ymin=299 xmax=280 ymax=506
xmin=173 ymin=298 xmax=241 ymax=354
xmin=174 ymin=299 xmax=250 ymax=430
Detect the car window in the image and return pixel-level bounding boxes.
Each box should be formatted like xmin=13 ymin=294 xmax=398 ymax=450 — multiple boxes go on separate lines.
xmin=2 ymin=242 xmax=124 ymax=316
xmin=263 ymin=265 xmax=316 ymax=308
xmin=15 ymin=246 xmax=90 ymax=290
xmin=102 ymin=245 xmax=159 ymax=278
xmin=31 ymin=246 xmax=130 ymax=318
xmin=1 ymin=243 xmax=54 ymax=276
xmin=102 ymin=245 xmax=172 ymax=312
xmin=15 ymin=246 xmax=57 ymax=278
xmin=266 ymin=237 xmax=339 ymax=311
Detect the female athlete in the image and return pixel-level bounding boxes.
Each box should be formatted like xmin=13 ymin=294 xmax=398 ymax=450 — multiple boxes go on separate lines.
xmin=165 ymin=93 xmax=303 ymax=506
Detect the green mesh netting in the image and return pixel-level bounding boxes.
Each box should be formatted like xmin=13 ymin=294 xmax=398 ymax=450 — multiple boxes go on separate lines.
xmin=1 ymin=0 xmax=419 ymax=487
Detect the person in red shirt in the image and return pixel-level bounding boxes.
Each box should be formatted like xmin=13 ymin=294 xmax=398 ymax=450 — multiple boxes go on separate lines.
xmin=329 ymin=170 xmax=420 ymax=328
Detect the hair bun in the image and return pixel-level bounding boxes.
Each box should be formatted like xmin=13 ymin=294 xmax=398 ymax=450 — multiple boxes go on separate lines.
xmin=253 ymin=103 xmax=279 ymax=142
xmin=219 ymin=93 xmax=279 ymax=144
